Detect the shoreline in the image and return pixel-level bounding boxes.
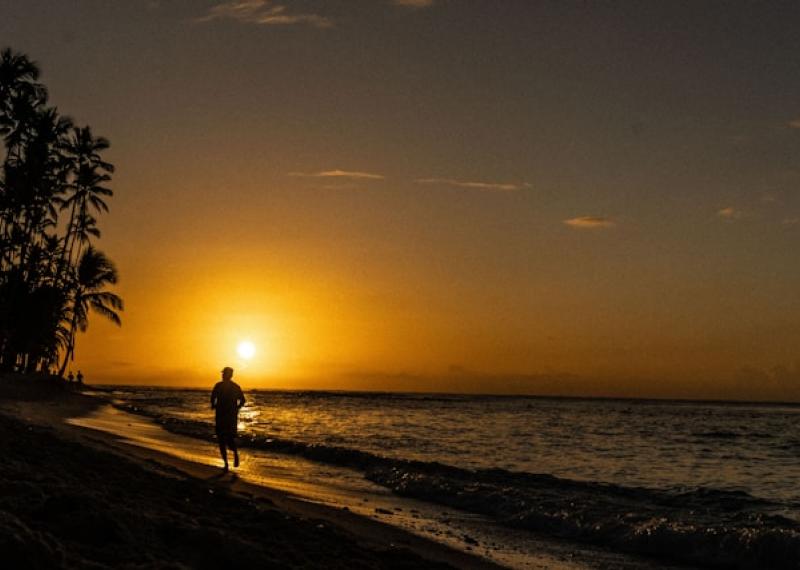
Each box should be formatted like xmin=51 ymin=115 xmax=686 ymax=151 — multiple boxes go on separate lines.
xmin=0 ymin=374 xmax=501 ymax=569
xmin=5 ymin=376 xmax=757 ymax=570
xmin=88 ymin=384 xmax=800 ymax=570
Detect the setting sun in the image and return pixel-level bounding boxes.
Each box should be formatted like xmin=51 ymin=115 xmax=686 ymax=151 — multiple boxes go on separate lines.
xmin=236 ymin=341 xmax=256 ymax=360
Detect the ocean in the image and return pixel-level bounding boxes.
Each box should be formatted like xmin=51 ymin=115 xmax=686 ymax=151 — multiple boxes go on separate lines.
xmin=77 ymin=387 xmax=800 ymax=569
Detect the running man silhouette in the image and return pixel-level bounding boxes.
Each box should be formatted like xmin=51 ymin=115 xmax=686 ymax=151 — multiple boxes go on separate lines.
xmin=210 ymin=367 xmax=246 ymax=472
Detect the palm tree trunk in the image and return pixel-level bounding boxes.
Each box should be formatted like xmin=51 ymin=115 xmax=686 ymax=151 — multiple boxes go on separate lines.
xmin=57 ymin=337 xmax=73 ymax=378
xmin=57 ymin=310 xmax=78 ymax=377
xmin=60 ymin=199 xmax=77 ymax=273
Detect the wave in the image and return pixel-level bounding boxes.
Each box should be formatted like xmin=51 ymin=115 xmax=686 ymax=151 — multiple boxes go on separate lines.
xmin=368 ymin=468 xmax=799 ymax=570
xmin=109 ymin=401 xmax=800 ymax=570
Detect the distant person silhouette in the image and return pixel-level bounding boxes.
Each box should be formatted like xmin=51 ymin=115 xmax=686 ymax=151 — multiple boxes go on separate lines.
xmin=67 ymin=372 xmax=74 ymax=383
xmin=211 ymin=367 xmax=245 ymax=472
xmin=76 ymin=370 xmax=84 ymax=384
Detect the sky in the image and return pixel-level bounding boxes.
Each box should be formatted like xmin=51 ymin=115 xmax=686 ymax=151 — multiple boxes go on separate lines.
xmin=3 ymin=1 xmax=800 ymax=399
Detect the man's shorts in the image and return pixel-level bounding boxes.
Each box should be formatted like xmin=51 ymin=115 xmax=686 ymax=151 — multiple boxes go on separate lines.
xmin=215 ymin=414 xmax=238 ymax=439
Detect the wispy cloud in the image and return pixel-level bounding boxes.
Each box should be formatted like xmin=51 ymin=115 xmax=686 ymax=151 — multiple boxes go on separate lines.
xmin=563 ymin=216 xmax=615 ymax=229
xmin=788 ymin=118 xmax=800 ymax=129
xmin=289 ymin=169 xmax=385 ymax=180
xmin=782 ymin=217 xmax=799 ymax=226
xmin=415 ymin=177 xmax=530 ymax=192
xmin=195 ymin=1 xmax=333 ymax=28
xmin=717 ymin=206 xmax=743 ymax=221
xmin=393 ymin=0 xmax=435 ymax=7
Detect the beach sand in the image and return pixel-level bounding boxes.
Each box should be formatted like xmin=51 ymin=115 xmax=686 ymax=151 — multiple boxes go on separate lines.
xmin=0 ymin=374 xmax=500 ymax=569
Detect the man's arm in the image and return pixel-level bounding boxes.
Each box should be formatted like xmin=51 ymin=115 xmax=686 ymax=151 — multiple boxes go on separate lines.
xmin=211 ymin=385 xmax=218 ymax=409
xmin=237 ymin=386 xmax=246 ymax=409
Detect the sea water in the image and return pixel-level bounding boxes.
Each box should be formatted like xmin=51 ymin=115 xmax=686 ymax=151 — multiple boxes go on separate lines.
xmin=86 ymin=388 xmax=800 ymax=569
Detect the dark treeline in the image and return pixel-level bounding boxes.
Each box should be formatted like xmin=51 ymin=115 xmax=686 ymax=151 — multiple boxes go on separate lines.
xmin=0 ymin=48 xmax=122 ymax=376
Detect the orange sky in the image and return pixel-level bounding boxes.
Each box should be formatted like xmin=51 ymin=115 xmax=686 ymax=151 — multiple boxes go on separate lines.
xmin=6 ymin=2 xmax=800 ymax=399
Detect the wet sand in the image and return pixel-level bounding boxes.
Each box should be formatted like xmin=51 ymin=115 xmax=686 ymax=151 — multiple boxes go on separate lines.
xmin=0 ymin=374 xmax=499 ymax=569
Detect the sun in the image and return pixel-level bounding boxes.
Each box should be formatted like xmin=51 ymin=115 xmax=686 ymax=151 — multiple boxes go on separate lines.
xmin=236 ymin=340 xmax=256 ymax=360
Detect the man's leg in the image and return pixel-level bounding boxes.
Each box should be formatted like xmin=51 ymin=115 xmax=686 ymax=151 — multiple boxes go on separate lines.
xmin=229 ymin=436 xmax=239 ymax=468
xmin=218 ymin=435 xmax=229 ymax=471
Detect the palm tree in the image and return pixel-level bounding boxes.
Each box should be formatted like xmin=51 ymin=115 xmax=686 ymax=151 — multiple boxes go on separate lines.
xmin=5 ymin=107 xmax=72 ymax=281
xmin=60 ymin=126 xmax=113 ymax=271
xmin=0 ymin=48 xmax=121 ymax=374
xmin=0 ymin=48 xmax=46 ymax=141
xmin=58 ymin=246 xmax=123 ymax=376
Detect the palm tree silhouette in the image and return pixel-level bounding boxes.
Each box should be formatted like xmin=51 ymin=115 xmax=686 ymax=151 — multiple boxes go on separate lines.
xmin=0 ymin=48 xmax=122 ymax=374
xmin=61 ymin=126 xmax=113 ymax=269
xmin=0 ymin=48 xmax=47 ymax=143
xmin=58 ymin=246 xmax=123 ymax=376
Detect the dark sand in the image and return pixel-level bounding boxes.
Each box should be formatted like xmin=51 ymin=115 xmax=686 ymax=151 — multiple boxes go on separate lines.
xmin=0 ymin=374 xmax=502 ymax=569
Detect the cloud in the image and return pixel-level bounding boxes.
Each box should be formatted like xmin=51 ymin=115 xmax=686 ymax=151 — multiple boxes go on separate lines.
xmin=788 ymin=119 xmax=800 ymax=129
xmin=195 ymin=1 xmax=333 ymax=28
xmin=717 ymin=206 xmax=742 ymax=220
xmin=393 ymin=0 xmax=435 ymax=7
xmin=415 ymin=177 xmax=530 ymax=192
xmin=782 ymin=217 xmax=800 ymax=225
xmin=289 ymin=169 xmax=385 ymax=180
xmin=563 ymin=216 xmax=615 ymax=229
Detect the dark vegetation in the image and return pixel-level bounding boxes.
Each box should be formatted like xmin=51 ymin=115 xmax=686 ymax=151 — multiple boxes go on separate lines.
xmin=0 ymin=48 xmax=122 ymax=375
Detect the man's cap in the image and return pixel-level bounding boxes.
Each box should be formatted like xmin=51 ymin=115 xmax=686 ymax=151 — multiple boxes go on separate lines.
xmin=221 ymin=366 xmax=234 ymax=374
